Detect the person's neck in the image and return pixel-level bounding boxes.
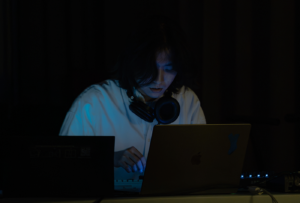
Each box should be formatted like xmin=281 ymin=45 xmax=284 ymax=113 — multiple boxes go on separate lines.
xmin=143 ymin=95 xmax=157 ymax=102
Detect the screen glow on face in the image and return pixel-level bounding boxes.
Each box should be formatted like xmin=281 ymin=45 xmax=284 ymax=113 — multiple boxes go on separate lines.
xmin=137 ymin=51 xmax=177 ymax=102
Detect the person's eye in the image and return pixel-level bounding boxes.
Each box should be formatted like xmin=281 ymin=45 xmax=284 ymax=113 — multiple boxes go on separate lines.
xmin=165 ymin=66 xmax=174 ymax=71
xmin=166 ymin=68 xmax=176 ymax=73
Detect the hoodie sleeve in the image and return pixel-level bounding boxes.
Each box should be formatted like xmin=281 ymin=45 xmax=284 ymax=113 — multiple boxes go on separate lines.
xmin=59 ymin=86 xmax=97 ymax=136
xmin=59 ymin=106 xmax=95 ymax=136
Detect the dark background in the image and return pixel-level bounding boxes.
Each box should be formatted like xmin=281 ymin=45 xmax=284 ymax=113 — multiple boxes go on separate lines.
xmin=0 ymin=0 xmax=299 ymax=174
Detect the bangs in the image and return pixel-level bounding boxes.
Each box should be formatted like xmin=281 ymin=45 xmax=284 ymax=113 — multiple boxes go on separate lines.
xmin=130 ymin=44 xmax=158 ymax=88
xmin=131 ymin=43 xmax=175 ymax=88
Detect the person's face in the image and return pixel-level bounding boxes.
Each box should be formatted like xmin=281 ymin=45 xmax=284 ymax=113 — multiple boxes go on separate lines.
xmin=137 ymin=51 xmax=177 ymax=102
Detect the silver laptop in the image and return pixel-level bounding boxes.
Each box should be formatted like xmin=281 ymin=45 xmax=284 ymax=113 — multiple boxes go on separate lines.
xmin=115 ymin=124 xmax=251 ymax=196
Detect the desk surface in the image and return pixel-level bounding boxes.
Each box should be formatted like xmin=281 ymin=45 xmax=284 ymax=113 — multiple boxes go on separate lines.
xmin=1 ymin=193 xmax=300 ymax=203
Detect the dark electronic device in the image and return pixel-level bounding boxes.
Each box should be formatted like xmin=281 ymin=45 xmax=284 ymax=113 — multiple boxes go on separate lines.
xmin=239 ymin=171 xmax=300 ymax=193
xmin=0 ymin=136 xmax=114 ymax=198
xmin=266 ymin=172 xmax=300 ymax=193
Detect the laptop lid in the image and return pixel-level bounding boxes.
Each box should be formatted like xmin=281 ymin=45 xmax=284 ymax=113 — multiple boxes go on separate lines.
xmin=140 ymin=124 xmax=251 ymax=195
xmin=0 ymin=136 xmax=114 ymax=198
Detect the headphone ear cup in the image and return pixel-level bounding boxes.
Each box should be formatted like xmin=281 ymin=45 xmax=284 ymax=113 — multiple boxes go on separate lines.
xmin=129 ymin=101 xmax=155 ymax=122
xmin=154 ymin=96 xmax=180 ymax=124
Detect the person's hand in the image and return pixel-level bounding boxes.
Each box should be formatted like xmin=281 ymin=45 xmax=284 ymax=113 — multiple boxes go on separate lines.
xmin=114 ymin=146 xmax=146 ymax=173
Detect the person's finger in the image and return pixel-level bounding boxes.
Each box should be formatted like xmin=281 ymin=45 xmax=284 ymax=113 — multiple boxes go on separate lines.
xmin=122 ymin=155 xmax=135 ymax=166
xmin=130 ymin=147 xmax=143 ymax=159
xmin=127 ymin=153 xmax=144 ymax=172
xmin=141 ymin=157 xmax=146 ymax=170
xmin=125 ymin=150 xmax=140 ymax=164
xmin=132 ymin=164 xmax=138 ymax=172
xmin=121 ymin=155 xmax=136 ymax=172
xmin=131 ymin=148 xmax=146 ymax=171
xmin=127 ymin=147 xmax=145 ymax=171
xmin=136 ymin=160 xmax=144 ymax=173
xmin=132 ymin=149 xmax=145 ymax=171
xmin=119 ymin=161 xmax=132 ymax=173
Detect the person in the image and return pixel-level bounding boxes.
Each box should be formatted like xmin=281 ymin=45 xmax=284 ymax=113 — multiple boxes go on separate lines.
xmin=59 ymin=14 xmax=206 ymax=181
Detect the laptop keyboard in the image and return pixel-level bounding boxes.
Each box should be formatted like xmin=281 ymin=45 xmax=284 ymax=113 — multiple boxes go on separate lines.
xmin=114 ymin=179 xmax=143 ymax=191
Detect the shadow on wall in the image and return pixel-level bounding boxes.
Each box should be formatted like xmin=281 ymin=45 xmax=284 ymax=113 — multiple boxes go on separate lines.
xmin=0 ymin=104 xmax=72 ymax=136
xmin=0 ymin=69 xmax=110 ymax=137
xmin=70 ymin=70 xmax=109 ymax=100
xmin=0 ymin=70 xmax=109 ymax=137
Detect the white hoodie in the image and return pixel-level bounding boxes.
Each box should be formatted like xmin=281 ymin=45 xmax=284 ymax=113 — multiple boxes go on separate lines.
xmin=59 ymin=79 xmax=206 ymax=180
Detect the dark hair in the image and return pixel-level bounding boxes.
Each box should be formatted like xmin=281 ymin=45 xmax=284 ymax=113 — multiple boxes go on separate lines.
xmin=108 ymin=14 xmax=200 ymax=95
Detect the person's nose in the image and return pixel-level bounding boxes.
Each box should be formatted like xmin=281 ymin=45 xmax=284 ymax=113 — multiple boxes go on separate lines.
xmin=155 ymin=68 xmax=164 ymax=83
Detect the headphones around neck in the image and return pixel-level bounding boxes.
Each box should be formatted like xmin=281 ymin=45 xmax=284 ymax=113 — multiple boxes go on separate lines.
xmin=127 ymin=88 xmax=180 ymax=124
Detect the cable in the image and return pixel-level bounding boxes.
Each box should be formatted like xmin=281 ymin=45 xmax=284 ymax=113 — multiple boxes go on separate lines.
xmin=248 ymin=186 xmax=279 ymax=203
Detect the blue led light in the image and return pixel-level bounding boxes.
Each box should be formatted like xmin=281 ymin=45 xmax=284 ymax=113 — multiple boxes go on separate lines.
xmin=266 ymin=174 xmax=268 ymax=178
xmin=241 ymin=175 xmax=244 ymax=178
xmin=249 ymin=174 xmax=252 ymax=178
xmin=257 ymin=174 xmax=260 ymax=178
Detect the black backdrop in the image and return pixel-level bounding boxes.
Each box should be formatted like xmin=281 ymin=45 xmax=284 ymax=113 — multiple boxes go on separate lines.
xmin=1 ymin=0 xmax=300 ymax=173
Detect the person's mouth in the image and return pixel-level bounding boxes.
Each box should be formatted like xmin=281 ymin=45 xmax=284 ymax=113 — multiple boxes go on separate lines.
xmin=150 ymin=87 xmax=163 ymax=93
